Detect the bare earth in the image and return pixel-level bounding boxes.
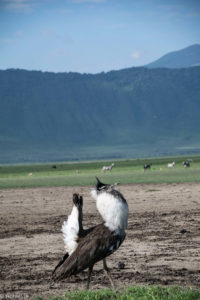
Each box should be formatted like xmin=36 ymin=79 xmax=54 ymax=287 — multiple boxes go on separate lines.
xmin=0 ymin=183 xmax=200 ymax=299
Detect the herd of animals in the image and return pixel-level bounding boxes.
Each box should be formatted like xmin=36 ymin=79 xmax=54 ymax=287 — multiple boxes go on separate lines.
xmin=143 ymin=160 xmax=191 ymax=170
xmin=50 ymin=160 xmax=193 ymax=173
xmin=101 ymin=160 xmax=192 ymax=173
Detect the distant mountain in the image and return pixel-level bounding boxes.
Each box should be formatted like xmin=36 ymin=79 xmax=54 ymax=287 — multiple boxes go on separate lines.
xmin=0 ymin=66 xmax=200 ymax=163
xmin=146 ymin=44 xmax=200 ymax=69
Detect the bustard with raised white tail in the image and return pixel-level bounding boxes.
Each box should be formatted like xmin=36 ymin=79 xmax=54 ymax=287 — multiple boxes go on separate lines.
xmin=52 ymin=178 xmax=128 ymax=289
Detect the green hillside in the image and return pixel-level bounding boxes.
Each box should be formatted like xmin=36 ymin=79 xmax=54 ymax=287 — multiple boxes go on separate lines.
xmin=0 ymin=67 xmax=200 ymax=163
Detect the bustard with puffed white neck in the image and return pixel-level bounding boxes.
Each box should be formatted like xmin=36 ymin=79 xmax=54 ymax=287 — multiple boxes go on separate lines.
xmin=52 ymin=177 xmax=128 ymax=289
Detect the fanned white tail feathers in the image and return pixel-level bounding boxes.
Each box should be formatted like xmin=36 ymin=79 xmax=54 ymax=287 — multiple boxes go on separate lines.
xmin=62 ymin=205 xmax=79 ymax=255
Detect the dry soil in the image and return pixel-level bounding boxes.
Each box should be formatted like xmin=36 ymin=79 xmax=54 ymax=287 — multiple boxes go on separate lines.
xmin=0 ymin=183 xmax=200 ymax=299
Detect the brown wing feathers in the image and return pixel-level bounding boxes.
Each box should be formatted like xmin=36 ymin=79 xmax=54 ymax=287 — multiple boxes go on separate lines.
xmin=52 ymin=224 xmax=124 ymax=281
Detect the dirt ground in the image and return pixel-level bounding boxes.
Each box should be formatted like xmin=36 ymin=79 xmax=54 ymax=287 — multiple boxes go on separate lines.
xmin=0 ymin=182 xmax=200 ymax=299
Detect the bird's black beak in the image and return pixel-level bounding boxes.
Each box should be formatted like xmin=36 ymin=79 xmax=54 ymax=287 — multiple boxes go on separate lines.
xmin=95 ymin=176 xmax=101 ymax=185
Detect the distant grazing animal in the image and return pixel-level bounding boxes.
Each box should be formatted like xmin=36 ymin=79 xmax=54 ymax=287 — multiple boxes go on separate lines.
xmin=102 ymin=163 xmax=115 ymax=173
xmin=187 ymin=159 xmax=193 ymax=162
xmin=52 ymin=178 xmax=128 ymax=289
xmin=144 ymin=164 xmax=151 ymax=170
xmin=183 ymin=161 xmax=190 ymax=167
xmin=168 ymin=162 xmax=175 ymax=168
xmin=52 ymin=165 xmax=57 ymax=169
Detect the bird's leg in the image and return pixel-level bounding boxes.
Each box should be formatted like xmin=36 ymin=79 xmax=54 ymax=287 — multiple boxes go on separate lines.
xmin=103 ymin=258 xmax=116 ymax=289
xmin=86 ymin=265 xmax=93 ymax=290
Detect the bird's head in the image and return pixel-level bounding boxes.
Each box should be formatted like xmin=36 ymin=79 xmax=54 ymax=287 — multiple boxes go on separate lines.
xmin=73 ymin=193 xmax=83 ymax=207
xmin=95 ymin=177 xmax=119 ymax=191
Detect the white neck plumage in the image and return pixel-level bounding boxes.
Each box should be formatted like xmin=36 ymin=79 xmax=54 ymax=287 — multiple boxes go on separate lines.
xmin=91 ymin=189 xmax=128 ymax=232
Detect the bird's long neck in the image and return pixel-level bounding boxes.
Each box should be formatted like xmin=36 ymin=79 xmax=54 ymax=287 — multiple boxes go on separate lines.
xmin=78 ymin=206 xmax=83 ymax=233
xmin=92 ymin=189 xmax=128 ymax=232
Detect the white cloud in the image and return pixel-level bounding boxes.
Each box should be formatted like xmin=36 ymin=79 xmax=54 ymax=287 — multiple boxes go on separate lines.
xmin=159 ymin=4 xmax=200 ymax=20
xmin=70 ymin=0 xmax=106 ymax=3
xmin=52 ymin=48 xmax=68 ymax=57
xmin=41 ymin=28 xmax=58 ymax=38
xmin=57 ymin=8 xmax=73 ymax=14
xmin=16 ymin=30 xmax=24 ymax=37
xmin=183 ymin=12 xmax=200 ymax=19
xmin=40 ymin=28 xmax=74 ymax=44
xmin=130 ymin=50 xmax=141 ymax=60
xmin=2 ymin=0 xmax=36 ymax=13
xmin=0 ymin=38 xmax=14 ymax=43
xmin=107 ymin=23 xmax=126 ymax=29
xmin=0 ymin=30 xmax=24 ymax=44
xmin=159 ymin=4 xmax=183 ymax=11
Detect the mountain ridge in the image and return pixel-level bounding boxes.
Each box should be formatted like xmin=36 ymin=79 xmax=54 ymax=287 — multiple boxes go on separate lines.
xmin=0 ymin=64 xmax=200 ymax=163
xmin=146 ymin=44 xmax=200 ymax=69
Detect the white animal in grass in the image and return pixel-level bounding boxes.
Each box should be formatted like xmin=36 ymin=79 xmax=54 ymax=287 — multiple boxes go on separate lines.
xmin=168 ymin=162 xmax=175 ymax=168
xmin=102 ymin=163 xmax=115 ymax=173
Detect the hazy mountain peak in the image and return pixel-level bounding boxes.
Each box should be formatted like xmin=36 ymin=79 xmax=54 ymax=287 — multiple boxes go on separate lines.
xmin=146 ymin=44 xmax=200 ymax=69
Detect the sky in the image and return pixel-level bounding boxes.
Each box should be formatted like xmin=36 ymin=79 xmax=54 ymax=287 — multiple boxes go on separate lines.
xmin=0 ymin=0 xmax=200 ymax=74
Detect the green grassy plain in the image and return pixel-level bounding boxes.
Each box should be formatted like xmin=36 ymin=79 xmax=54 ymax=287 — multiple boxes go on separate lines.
xmin=33 ymin=286 xmax=200 ymax=300
xmin=0 ymin=155 xmax=200 ymax=189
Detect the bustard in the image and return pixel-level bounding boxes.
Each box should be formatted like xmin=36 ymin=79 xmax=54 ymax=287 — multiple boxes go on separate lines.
xmin=52 ymin=177 xmax=128 ymax=289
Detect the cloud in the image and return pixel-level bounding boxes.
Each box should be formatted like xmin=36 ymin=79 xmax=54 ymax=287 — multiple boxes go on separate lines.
xmin=130 ymin=50 xmax=141 ymax=60
xmin=159 ymin=4 xmax=200 ymax=20
xmin=107 ymin=23 xmax=126 ymax=30
xmin=2 ymin=0 xmax=36 ymax=13
xmin=183 ymin=12 xmax=200 ymax=19
xmin=52 ymin=48 xmax=68 ymax=57
xmin=0 ymin=30 xmax=25 ymax=44
xmin=40 ymin=28 xmax=74 ymax=44
xmin=159 ymin=4 xmax=183 ymax=11
xmin=16 ymin=30 xmax=24 ymax=37
xmin=57 ymin=8 xmax=73 ymax=14
xmin=70 ymin=0 xmax=106 ymax=3
xmin=41 ymin=28 xmax=58 ymax=39
xmin=0 ymin=38 xmax=15 ymax=43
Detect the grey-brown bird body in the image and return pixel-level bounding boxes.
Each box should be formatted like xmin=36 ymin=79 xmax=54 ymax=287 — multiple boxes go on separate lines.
xmin=52 ymin=222 xmax=125 ymax=281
